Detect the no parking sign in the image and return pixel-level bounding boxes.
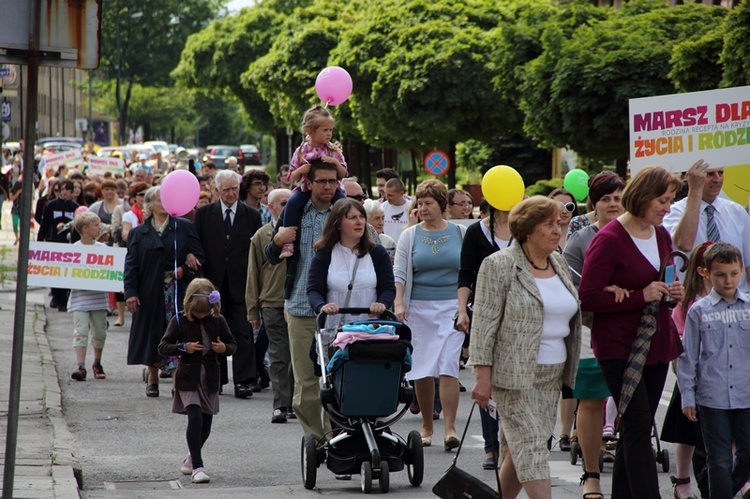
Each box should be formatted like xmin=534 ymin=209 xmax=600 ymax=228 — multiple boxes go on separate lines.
xmin=424 ymin=150 xmax=450 ymax=177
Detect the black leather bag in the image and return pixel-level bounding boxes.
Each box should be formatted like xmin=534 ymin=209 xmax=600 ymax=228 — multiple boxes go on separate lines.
xmin=432 ymin=403 xmax=500 ymax=499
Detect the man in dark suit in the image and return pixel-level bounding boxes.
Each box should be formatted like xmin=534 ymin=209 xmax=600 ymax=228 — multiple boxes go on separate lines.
xmin=194 ymin=169 xmax=262 ymax=398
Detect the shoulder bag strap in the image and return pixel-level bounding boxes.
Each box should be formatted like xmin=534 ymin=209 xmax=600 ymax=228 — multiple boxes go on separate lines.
xmin=339 ymin=256 xmax=361 ymax=326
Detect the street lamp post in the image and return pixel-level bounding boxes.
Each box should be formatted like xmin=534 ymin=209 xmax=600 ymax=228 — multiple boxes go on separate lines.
xmin=115 ymin=7 xmax=143 ymax=145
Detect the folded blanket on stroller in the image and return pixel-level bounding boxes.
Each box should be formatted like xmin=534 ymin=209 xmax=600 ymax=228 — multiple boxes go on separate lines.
xmin=327 ymin=324 xmax=411 ymax=373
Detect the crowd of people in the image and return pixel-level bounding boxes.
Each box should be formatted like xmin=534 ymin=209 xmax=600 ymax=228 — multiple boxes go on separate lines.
xmin=12 ymin=111 xmax=750 ymax=496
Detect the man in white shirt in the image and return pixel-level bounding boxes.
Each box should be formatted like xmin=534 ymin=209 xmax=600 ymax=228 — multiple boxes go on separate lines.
xmin=663 ymin=159 xmax=750 ymax=291
xmin=381 ymin=178 xmax=410 ymax=244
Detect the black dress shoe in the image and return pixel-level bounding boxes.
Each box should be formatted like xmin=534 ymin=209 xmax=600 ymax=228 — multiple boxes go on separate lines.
xmin=259 ymin=378 xmax=270 ymax=390
xmin=250 ymin=382 xmax=262 ymax=393
xmin=146 ymin=384 xmax=159 ymax=397
xmin=234 ymin=384 xmax=253 ymax=399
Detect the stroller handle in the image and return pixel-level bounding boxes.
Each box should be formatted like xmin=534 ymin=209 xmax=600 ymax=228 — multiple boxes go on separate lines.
xmin=316 ymin=308 xmax=399 ymax=329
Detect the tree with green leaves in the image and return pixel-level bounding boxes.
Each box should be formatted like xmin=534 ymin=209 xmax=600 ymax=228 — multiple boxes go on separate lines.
xmin=99 ymin=0 xmax=225 ymax=142
xmin=330 ymin=0 xmax=517 ymax=150
xmin=243 ymin=0 xmax=361 ymax=131
xmin=172 ymin=1 xmax=313 ymax=132
xmin=720 ymin=0 xmax=750 ymax=88
xmin=519 ymin=0 xmax=726 ymax=176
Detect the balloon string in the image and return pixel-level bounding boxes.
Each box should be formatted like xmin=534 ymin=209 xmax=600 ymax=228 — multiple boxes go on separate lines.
xmin=174 ymin=218 xmax=180 ymax=327
xmin=324 ymin=100 xmax=330 ymax=109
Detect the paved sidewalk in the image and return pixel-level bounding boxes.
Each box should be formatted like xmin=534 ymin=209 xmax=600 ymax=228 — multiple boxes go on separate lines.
xmin=0 ymin=236 xmax=81 ymax=498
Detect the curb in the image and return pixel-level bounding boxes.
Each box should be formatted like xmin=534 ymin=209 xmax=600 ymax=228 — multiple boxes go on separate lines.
xmin=33 ymin=303 xmax=82 ymax=498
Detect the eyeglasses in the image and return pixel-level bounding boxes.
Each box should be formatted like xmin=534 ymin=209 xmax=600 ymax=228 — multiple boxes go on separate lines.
xmin=451 ymin=202 xmax=472 ymax=208
xmin=312 ymin=179 xmax=338 ymax=186
xmin=560 ymin=202 xmax=576 ymax=213
xmin=347 ymin=195 xmax=365 ymax=201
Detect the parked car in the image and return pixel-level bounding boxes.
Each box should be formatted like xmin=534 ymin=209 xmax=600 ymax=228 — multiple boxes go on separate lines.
xmin=205 ymin=145 xmax=239 ymax=169
xmin=98 ymin=146 xmax=138 ymax=164
xmin=37 ymin=137 xmax=85 ymax=148
xmin=143 ymin=140 xmax=170 ymax=157
xmin=239 ymin=144 xmax=262 ymax=166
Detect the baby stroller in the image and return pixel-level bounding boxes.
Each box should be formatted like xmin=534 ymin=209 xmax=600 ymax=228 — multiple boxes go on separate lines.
xmin=301 ymin=308 xmax=424 ymax=494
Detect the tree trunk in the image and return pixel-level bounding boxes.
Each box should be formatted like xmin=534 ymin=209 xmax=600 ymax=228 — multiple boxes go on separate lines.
xmin=616 ymin=157 xmax=627 ymax=179
xmin=447 ymin=142 xmax=456 ymax=189
xmin=120 ymin=81 xmax=134 ymax=144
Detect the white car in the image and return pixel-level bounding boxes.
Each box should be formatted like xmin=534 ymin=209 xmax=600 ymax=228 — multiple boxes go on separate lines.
xmin=143 ymin=140 xmax=170 ymax=157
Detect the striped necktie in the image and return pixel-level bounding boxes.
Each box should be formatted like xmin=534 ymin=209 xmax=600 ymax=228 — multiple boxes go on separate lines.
xmin=705 ymin=204 xmax=720 ymax=242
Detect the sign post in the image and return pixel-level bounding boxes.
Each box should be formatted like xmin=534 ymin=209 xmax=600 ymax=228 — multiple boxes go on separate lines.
xmin=1 ymin=1 xmax=101 ymax=496
xmin=423 ymin=150 xmax=451 ymax=177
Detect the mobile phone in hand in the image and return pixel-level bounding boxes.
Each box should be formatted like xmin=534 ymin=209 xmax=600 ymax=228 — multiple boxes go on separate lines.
xmin=664 ymin=264 xmax=676 ymax=285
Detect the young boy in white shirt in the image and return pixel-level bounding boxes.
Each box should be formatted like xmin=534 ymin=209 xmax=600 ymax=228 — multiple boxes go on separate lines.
xmin=68 ymin=212 xmax=110 ymax=381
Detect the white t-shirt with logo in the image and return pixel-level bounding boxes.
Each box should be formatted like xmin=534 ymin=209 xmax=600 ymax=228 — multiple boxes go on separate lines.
xmin=382 ymin=200 xmax=409 ymax=244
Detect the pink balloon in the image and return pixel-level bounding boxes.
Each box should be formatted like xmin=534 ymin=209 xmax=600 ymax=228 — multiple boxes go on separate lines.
xmin=75 ymin=206 xmax=88 ymax=216
xmin=160 ymin=169 xmax=200 ymax=217
xmin=315 ymin=66 xmax=353 ymax=106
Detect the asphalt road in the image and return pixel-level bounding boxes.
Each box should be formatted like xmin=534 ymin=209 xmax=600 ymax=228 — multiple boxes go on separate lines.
xmin=41 ymin=294 xmax=683 ymax=498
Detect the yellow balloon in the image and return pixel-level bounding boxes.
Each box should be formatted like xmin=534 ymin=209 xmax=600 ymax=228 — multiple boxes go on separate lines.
xmin=481 ymin=165 xmax=525 ymax=211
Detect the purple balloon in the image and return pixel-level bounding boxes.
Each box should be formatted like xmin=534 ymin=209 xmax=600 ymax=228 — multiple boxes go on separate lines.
xmin=161 ymin=169 xmax=200 ymax=217
xmin=315 ymin=66 xmax=353 ymax=106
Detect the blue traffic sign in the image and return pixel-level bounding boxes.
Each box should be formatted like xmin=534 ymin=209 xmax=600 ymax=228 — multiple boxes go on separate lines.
xmin=1 ymin=99 xmax=10 ymax=122
xmin=424 ymin=150 xmax=450 ymax=177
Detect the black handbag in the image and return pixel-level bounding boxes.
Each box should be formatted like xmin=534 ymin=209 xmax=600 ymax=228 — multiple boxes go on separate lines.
xmin=432 ymin=403 xmax=501 ymax=499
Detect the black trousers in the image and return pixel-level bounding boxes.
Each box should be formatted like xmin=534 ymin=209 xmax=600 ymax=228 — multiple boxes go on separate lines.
xmin=599 ymin=359 xmax=668 ymax=499
xmin=218 ymin=290 xmax=256 ymax=387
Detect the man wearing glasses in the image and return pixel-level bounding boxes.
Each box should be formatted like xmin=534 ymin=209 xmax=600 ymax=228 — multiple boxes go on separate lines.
xmin=247 ymin=188 xmax=295 ymax=423
xmin=265 ymin=159 xmax=338 ymax=439
xmin=240 ymin=169 xmax=272 ymax=225
xmin=194 ymin=170 xmax=263 ymax=399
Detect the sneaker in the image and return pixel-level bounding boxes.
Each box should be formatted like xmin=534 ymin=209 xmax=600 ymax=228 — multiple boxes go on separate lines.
xmin=559 ymin=434 xmax=571 ymax=452
xmin=180 ymin=455 xmax=192 ymax=475
xmin=271 ymin=408 xmax=288 ymax=424
xmin=92 ymin=364 xmax=106 ymax=380
xmin=71 ymin=368 xmax=87 ymax=381
xmin=602 ymin=424 xmax=615 ymax=440
xmin=191 ymin=467 xmax=210 ymax=484
xmin=279 ymin=243 xmax=294 ymax=259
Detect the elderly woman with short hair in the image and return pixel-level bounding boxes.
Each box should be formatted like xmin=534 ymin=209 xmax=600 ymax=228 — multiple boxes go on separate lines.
xmin=470 ymin=196 xmax=581 ymax=499
xmin=394 ymin=179 xmax=466 ymax=450
xmin=124 ymin=186 xmax=205 ymax=397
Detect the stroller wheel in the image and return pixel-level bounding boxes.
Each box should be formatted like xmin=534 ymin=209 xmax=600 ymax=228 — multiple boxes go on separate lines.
xmin=378 ymin=462 xmax=389 ymax=493
xmin=569 ymin=441 xmax=580 ymax=465
xmin=660 ymin=449 xmax=670 ymax=473
xmin=301 ymin=433 xmax=317 ymax=490
xmin=361 ymin=461 xmax=373 ymax=494
xmin=406 ymin=430 xmax=424 ymax=487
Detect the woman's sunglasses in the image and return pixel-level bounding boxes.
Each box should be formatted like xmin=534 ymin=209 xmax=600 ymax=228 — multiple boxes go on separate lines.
xmin=560 ymin=202 xmax=576 ymax=213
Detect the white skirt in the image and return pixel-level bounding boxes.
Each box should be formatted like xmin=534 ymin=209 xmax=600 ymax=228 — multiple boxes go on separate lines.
xmin=406 ymin=299 xmax=464 ymax=380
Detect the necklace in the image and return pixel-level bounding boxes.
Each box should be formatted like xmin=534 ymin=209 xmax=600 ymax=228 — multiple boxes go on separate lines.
xmin=418 ymin=234 xmax=451 ymax=254
xmin=522 ymin=246 xmax=550 ymax=271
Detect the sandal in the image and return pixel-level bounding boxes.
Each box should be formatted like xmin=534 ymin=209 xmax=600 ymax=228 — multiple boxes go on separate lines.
xmin=580 ymin=471 xmax=604 ymax=499
xmin=670 ymin=476 xmax=697 ymax=499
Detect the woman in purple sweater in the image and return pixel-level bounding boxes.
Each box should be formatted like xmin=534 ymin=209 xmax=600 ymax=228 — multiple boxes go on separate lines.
xmin=579 ymin=166 xmax=684 ymax=498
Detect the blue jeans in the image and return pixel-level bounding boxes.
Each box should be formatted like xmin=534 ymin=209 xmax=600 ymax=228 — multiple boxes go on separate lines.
xmin=698 ymin=405 xmax=750 ymax=498
xmin=480 ymin=404 xmax=499 ymax=454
